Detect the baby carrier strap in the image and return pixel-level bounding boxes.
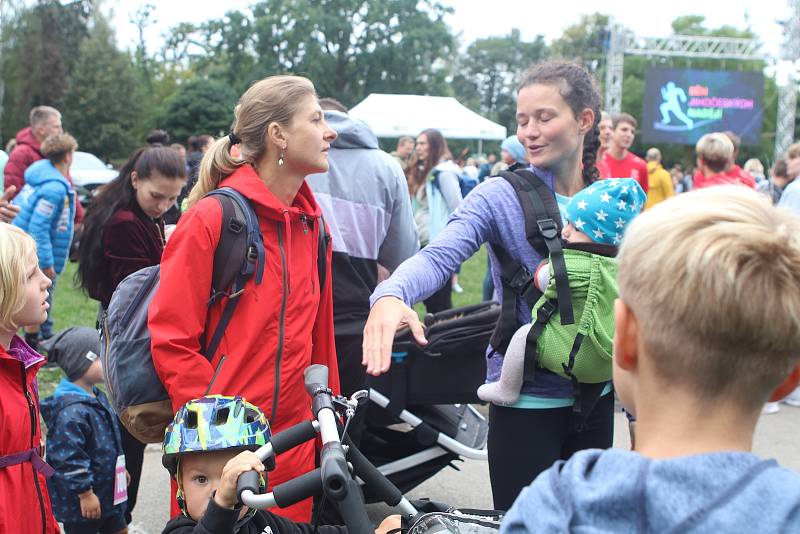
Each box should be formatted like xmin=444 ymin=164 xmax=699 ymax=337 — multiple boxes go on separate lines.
xmin=489 ymin=168 xmax=573 ymax=354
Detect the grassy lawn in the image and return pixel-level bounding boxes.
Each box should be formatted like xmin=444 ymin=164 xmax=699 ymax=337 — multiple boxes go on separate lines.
xmin=37 ymin=249 xmax=490 ymax=396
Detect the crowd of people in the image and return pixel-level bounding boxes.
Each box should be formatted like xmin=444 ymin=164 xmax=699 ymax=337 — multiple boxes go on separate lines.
xmin=1 ymin=57 xmax=800 ymax=534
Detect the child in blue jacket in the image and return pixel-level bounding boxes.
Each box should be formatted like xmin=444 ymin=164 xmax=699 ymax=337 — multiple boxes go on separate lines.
xmin=13 ymin=133 xmax=78 ymax=346
xmin=40 ymin=327 xmax=128 ymax=534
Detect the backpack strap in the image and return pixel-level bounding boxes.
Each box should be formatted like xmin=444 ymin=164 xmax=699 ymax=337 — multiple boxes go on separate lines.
xmin=202 ymin=187 xmax=266 ymax=361
xmin=489 ymin=169 xmax=574 ymax=354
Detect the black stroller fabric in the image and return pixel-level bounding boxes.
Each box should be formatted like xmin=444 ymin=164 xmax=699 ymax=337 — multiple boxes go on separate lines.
xmin=369 ymin=302 xmax=499 ymax=409
xmin=361 ymin=303 xmax=497 ymax=501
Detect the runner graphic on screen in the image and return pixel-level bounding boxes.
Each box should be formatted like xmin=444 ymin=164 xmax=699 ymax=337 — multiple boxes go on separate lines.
xmin=660 ymin=81 xmax=694 ymax=129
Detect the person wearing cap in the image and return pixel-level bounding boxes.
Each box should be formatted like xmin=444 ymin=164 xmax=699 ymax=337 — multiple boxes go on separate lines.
xmin=39 ymin=327 xmax=128 ymax=534
xmin=478 ymin=178 xmax=646 ymax=406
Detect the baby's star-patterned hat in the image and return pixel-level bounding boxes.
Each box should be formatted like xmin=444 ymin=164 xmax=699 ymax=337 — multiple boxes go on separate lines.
xmin=565 ymin=178 xmax=646 ymax=245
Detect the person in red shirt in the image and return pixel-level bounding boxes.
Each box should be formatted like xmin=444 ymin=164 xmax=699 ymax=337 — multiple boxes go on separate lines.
xmin=596 ymin=111 xmax=613 ymax=178
xmin=693 ymin=133 xmax=740 ymax=189
xmin=693 ymin=131 xmax=756 ymax=189
xmin=599 ymin=113 xmax=649 ymax=194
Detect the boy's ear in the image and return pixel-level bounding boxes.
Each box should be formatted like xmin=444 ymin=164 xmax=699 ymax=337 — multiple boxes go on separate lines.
xmin=614 ymin=298 xmax=639 ymax=371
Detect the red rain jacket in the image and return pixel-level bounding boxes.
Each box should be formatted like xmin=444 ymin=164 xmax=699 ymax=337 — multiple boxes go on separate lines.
xmin=149 ymin=165 xmax=339 ymax=522
xmin=0 ymin=338 xmax=60 ymax=534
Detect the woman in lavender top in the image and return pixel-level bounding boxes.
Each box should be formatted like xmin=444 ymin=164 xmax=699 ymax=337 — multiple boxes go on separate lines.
xmin=363 ymin=61 xmax=613 ymax=510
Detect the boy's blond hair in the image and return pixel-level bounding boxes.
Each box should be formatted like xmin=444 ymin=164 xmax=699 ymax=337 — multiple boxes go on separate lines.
xmin=696 ymin=133 xmax=734 ymax=173
xmin=617 ymin=186 xmax=800 ymax=410
xmin=0 ymin=223 xmax=37 ymax=330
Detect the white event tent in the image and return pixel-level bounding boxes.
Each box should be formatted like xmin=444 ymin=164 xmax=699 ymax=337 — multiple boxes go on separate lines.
xmin=349 ymin=94 xmax=507 ymax=152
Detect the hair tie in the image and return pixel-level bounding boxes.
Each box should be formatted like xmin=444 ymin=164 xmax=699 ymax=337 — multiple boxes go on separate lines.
xmin=228 ymin=132 xmax=241 ymax=145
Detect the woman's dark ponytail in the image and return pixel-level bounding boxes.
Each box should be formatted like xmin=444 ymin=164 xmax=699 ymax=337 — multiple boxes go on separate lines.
xmin=581 ymin=110 xmax=601 ymax=186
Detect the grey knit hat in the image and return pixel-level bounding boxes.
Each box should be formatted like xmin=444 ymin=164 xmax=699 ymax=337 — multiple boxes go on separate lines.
xmin=40 ymin=327 xmax=101 ymax=382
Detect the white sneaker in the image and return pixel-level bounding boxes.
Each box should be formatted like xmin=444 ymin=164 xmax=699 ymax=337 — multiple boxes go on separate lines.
xmin=762 ymin=402 xmax=781 ymax=415
xmin=781 ymin=386 xmax=800 ymax=407
xmin=452 ymin=282 xmax=464 ymax=294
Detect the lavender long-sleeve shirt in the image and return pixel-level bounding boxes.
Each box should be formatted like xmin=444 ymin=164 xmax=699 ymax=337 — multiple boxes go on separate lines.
xmin=370 ymin=172 xmax=573 ymax=398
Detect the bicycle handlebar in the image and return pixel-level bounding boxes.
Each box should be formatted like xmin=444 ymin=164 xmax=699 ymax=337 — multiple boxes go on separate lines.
xmin=239 ymin=364 xmax=414 ymax=532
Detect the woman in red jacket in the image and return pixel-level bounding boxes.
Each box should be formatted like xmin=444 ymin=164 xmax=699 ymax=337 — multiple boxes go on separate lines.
xmin=149 ymin=75 xmax=339 ymax=522
xmin=0 ymin=223 xmax=60 ymax=534
xmin=76 ymin=145 xmax=186 ymax=527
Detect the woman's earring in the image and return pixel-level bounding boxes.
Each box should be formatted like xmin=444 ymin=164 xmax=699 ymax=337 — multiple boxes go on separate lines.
xmin=278 ymin=145 xmax=286 ymax=167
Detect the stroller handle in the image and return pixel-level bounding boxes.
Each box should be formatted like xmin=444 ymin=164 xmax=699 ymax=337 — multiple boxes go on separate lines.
xmin=239 ymin=365 xmax=379 ymax=533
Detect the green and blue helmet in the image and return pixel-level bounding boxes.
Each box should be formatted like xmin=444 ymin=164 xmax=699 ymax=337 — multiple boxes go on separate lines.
xmin=162 ymin=395 xmax=271 ymax=476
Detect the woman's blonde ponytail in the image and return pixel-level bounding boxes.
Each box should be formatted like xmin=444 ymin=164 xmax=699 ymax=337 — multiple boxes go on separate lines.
xmin=187 ymin=136 xmax=244 ymax=207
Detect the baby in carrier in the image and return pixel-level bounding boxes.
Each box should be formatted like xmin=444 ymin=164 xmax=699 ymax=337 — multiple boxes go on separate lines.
xmin=478 ymin=178 xmax=646 ymax=406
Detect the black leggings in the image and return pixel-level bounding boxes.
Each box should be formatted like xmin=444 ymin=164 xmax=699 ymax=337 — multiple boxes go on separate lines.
xmin=487 ymin=393 xmax=615 ymax=511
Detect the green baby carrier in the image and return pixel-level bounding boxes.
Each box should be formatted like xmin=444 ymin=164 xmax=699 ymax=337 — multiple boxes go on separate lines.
xmin=490 ymin=166 xmax=615 ymax=426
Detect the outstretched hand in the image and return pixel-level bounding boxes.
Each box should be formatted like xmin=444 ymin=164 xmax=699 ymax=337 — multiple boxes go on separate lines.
xmin=362 ymin=296 xmax=427 ymax=376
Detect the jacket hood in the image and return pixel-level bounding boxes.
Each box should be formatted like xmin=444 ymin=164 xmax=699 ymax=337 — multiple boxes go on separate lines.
xmin=515 ymin=448 xmax=800 ymax=532
xmin=217 ymin=164 xmax=322 ymax=223
xmin=325 ymin=110 xmax=379 ymax=150
xmin=40 ymin=378 xmax=96 ymax=426
xmin=15 ymin=127 xmax=41 ymax=152
xmin=647 ymin=160 xmax=663 ymax=172
xmin=23 ymin=159 xmax=69 ymax=188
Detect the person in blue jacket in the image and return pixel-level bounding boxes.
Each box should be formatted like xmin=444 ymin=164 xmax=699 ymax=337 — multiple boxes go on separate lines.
xmin=12 ymin=133 xmax=78 ymax=347
xmin=40 ymin=327 xmax=128 ymax=534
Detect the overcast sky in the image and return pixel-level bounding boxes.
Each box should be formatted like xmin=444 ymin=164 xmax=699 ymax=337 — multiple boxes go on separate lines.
xmin=109 ymin=0 xmax=793 ymax=58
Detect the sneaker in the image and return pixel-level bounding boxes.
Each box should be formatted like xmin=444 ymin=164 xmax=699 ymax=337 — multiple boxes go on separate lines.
xmin=762 ymin=402 xmax=781 ymax=415
xmin=452 ymin=282 xmax=464 ymax=294
xmin=781 ymin=386 xmax=800 ymax=407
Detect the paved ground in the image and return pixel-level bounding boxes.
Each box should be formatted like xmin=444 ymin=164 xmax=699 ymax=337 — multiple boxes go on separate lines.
xmin=128 ymin=404 xmax=800 ymax=533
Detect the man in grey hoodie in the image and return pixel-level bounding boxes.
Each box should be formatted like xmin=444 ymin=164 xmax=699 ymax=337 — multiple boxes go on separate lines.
xmin=306 ymin=100 xmax=418 ymax=441
xmin=502 ymin=187 xmax=800 ymax=533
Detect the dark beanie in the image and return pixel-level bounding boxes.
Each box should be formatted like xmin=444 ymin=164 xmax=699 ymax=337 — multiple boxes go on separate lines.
xmin=40 ymin=327 xmax=101 ymax=382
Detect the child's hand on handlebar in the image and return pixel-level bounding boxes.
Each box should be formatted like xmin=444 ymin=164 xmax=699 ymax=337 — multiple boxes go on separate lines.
xmin=362 ymin=296 xmax=427 ymax=376
xmin=375 ymin=515 xmax=402 ymax=533
xmin=214 ymin=451 xmax=265 ymax=509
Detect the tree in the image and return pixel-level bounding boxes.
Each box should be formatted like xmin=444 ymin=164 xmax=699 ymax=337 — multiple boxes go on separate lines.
xmin=1 ymin=0 xmax=90 ymax=143
xmin=165 ymin=0 xmax=457 ymax=105
xmin=452 ymin=29 xmax=548 ymax=133
xmin=61 ymin=13 xmax=141 ymax=159
xmin=156 ymin=79 xmax=238 ymax=145
xmin=550 ymin=12 xmax=610 ymax=70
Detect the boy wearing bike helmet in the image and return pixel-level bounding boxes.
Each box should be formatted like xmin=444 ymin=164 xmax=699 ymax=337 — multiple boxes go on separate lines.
xmin=161 ymin=395 xmax=399 ymax=534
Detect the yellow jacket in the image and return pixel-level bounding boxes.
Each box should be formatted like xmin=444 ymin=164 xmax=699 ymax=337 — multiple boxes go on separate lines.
xmin=645 ymin=161 xmax=675 ymax=209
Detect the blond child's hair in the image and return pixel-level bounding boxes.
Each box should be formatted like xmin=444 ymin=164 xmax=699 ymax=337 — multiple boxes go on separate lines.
xmin=0 ymin=223 xmax=37 ymax=331
xmin=617 ymin=186 xmax=800 ymax=410
xmin=695 ymin=133 xmax=734 ymax=173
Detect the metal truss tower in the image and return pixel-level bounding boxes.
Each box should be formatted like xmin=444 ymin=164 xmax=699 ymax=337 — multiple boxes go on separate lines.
xmin=775 ymin=0 xmax=800 ymax=160
xmin=605 ymin=3 xmax=799 ymax=159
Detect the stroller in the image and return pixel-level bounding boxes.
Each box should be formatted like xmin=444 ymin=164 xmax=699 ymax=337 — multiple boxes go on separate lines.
xmin=361 ymin=301 xmax=500 ymax=501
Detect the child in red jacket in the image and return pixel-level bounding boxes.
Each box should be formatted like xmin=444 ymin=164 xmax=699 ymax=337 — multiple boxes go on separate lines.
xmin=0 ymin=222 xmax=60 ymax=533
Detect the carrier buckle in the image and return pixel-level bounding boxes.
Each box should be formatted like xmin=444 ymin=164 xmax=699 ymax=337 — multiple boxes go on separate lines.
xmin=537 ymin=218 xmax=559 ymax=240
